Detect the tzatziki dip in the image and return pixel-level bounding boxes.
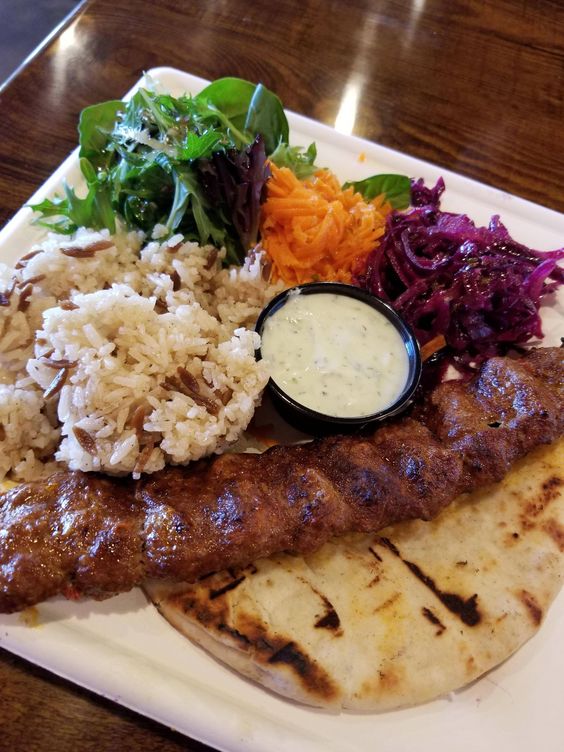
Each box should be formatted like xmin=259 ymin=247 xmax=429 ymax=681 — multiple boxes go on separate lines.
xmin=260 ymin=291 xmax=410 ymax=418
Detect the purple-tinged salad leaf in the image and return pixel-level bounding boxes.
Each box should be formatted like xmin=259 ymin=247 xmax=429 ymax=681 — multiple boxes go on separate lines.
xmin=197 ymin=136 xmax=271 ymax=263
xmin=357 ymin=178 xmax=564 ymax=368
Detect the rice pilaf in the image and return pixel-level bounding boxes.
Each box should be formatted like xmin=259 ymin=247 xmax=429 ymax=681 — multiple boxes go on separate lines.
xmin=0 ymin=228 xmax=282 ymax=481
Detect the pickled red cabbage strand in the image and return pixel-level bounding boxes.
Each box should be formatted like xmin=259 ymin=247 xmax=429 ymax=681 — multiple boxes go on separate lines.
xmin=358 ymin=179 xmax=564 ymax=366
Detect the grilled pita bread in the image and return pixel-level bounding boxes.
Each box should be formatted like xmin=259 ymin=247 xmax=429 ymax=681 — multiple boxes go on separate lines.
xmin=145 ymin=439 xmax=564 ymax=710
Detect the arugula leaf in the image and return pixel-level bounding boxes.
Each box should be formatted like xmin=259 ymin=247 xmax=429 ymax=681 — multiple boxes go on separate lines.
xmin=27 ymin=195 xmax=77 ymax=234
xmin=137 ymin=89 xmax=177 ymax=134
xmin=344 ymin=173 xmax=411 ymax=209
xmin=270 ymin=141 xmax=318 ymax=179
xmin=28 ymin=157 xmax=116 ymax=234
xmin=79 ymin=158 xmax=116 ymax=232
xmin=28 ymin=184 xmax=109 ymax=235
xmin=117 ymin=90 xmax=146 ymax=133
xmin=176 ymin=130 xmax=223 ymax=161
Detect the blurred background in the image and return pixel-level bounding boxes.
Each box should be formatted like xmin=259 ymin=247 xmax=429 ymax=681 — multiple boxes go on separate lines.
xmin=0 ymin=0 xmax=80 ymax=84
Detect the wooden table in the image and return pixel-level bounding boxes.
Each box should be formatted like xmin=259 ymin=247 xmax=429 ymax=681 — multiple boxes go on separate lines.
xmin=0 ymin=0 xmax=563 ymax=749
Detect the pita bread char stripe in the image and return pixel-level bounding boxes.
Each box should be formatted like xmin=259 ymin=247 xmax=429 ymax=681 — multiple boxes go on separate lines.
xmin=209 ymin=575 xmax=246 ymax=600
xmin=517 ymin=589 xmax=543 ymax=626
xmin=543 ymin=518 xmax=564 ymax=551
xmin=368 ymin=546 xmax=383 ymax=562
xmin=375 ymin=536 xmax=481 ymax=627
xmin=0 ymin=348 xmax=562 ymax=613
xmin=421 ymin=607 xmax=447 ymax=636
xmin=266 ymin=641 xmax=339 ymax=701
xmin=295 ymin=576 xmax=342 ymax=633
xmin=265 ymin=641 xmax=339 ymax=702
xmin=314 ymin=609 xmax=340 ymax=630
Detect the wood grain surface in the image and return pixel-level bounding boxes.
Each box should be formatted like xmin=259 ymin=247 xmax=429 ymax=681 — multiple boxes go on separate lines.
xmin=0 ymin=0 xmax=563 ymax=749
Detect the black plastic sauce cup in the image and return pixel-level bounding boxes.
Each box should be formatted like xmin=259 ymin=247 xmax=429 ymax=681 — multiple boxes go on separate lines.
xmin=255 ymin=282 xmax=422 ymax=435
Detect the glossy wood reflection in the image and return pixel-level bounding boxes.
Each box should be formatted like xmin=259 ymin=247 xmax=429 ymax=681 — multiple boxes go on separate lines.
xmin=0 ymin=0 xmax=563 ymax=750
xmin=1 ymin=0 xmax=564 ymax=232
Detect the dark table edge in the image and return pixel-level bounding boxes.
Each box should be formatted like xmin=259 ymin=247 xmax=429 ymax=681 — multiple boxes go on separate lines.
xmin=0 ymin=0 xmax=90 ymax=97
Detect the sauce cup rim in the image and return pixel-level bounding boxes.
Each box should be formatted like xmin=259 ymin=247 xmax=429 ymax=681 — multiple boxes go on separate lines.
xmin=255 ymin=282 xmax=422 ymax=429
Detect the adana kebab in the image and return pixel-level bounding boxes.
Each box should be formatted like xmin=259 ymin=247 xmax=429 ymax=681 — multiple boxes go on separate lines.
xmin=1 ymin=347 xmax=563 ymax=614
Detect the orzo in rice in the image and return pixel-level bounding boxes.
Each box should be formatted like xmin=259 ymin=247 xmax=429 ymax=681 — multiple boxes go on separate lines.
xmin=0 ymin=227 xmax=282 ymax=481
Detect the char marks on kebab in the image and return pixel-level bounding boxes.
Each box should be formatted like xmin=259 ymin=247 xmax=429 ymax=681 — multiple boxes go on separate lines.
xmin=1 ymin=347 xmax=562 ymax=614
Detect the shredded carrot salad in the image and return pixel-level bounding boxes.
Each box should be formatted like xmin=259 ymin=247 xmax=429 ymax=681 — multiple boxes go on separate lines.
xmin=260 ymin=165 xmax=391 ymax=285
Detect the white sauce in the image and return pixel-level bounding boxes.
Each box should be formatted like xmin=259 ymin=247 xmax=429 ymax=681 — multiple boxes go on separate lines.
xmin=260 ymin=292 xmax=410 ymax=418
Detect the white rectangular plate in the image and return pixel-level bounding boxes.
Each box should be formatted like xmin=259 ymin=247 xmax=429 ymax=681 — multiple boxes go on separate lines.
xmin=1 ymin=67 xmax=563 ymax=752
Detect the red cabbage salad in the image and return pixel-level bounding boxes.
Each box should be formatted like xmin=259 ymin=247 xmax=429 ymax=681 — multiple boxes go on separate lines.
xmin=356 ymin=178 xmax=564 ymax=369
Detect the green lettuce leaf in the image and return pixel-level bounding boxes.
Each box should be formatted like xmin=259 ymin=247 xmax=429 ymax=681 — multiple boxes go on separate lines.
xmin=344 ymin=173 xmax=411 ymax=209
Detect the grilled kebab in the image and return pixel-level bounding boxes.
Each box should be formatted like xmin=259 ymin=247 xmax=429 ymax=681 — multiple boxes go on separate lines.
xmin=1 ymin=347 xmax=563 ymax=613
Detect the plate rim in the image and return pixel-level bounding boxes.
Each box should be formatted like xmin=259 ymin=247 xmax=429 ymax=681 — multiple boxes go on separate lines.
xmin=0 ymin=65 xmax=563 ymax=752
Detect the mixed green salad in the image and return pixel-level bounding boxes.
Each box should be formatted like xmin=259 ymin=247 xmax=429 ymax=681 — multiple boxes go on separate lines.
xmin=29 ymin=77 xmax=410 ymax=264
